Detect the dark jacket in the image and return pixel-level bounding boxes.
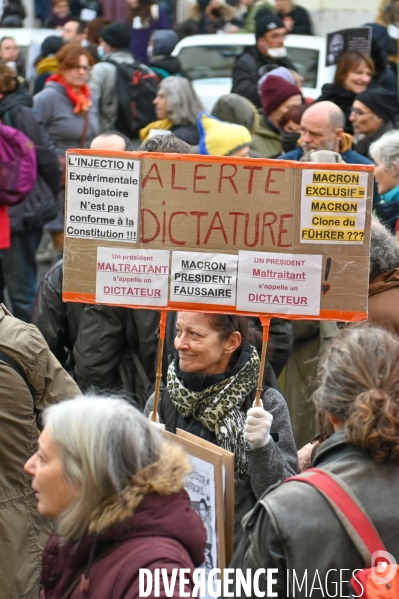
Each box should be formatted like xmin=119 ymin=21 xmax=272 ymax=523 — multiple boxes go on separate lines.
xmin=354 ymin=120 xmax=394 ymax=157
xmin=276 ymin=5 xmax=313 ymax=35
xmin=278 ymin=145 xmax=381 ymax=206
xmin=40 ymin=454 xmax=206 ymax=599
xmin=230 ymin=432 xmax=399 ymax=598
xmin=0 ymin=85 xmax=60 ymax=233
xmin=73 ymin=304 xmax=160 ymax=408
xmin=0 ymin=305 xmax=80 ymax=599
xmin=171 ymin=122 xmax=199 ymax=145
xmin=368 ymin=267 xmax=399 ymax=336
xmin=145 ymin=342 xmax=298 ymax=547
xmin=231 ymin=46 xmax=297 ymax=108
xmin=316 ymin=83 xmax=356 ymax=133
xmin=32 ymin=259 xmax=85 ymax=373
xmin=149 ymin=55 xmax=183 ymax=78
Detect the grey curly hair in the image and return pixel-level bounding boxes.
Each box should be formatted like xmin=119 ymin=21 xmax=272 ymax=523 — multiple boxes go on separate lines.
xmin=369 ymin=217 xmax=399 ymax=281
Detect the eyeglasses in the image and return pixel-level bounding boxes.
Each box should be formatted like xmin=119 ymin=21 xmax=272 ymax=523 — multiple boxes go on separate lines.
xmin=70 ymin=65 xmax=91 ymax=72
xmin=350 ymin=107 xmax=373 ymax=116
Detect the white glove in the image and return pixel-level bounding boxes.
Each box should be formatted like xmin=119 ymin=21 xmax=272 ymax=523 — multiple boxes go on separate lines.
xmin=148 ymin=411 xmax=165 ymax=431
xmin=244 ymin=407 xmax=273 ymax=449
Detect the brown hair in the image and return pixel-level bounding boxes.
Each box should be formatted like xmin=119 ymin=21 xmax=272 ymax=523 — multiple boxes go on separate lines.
xmin=312 ymin=323 xmax=399 ymax=463
xmin=376 ymin=0 xmax=399 ymax=26
xmin=56 ymin=43 xmax=94 ymax=73
xmin=52 ymin=0 xmax=70 ymax=6
xmin=0 ymin=63 xmax=17 ymax=94
xmin=279 ymin=103 xmax=308 ymax=129
xmin=334 ymin=50 xmax=375 ymax=88
xmin=86 ymin=16 xmax=112 ymax=44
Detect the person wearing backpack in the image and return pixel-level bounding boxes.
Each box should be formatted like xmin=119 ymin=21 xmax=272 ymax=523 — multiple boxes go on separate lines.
xmin=89 ymin=22 xmax=138 ymax=134
xmin=0 ymin=63 xmax=61 ymax=322
xmin=230 ymin=324 xmax=399 ymax=598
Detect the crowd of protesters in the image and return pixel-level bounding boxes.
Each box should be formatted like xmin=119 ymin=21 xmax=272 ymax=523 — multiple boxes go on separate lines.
xmin=1 ymin=0 xmax=399 ymax=596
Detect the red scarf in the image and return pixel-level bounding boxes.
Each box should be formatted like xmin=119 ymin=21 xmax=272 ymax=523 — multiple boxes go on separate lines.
xmin=47 ymin=73 xmax=91 ymax=114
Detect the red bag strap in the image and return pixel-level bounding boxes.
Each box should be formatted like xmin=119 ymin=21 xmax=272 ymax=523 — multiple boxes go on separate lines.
xmin=285 ymin=468 xmax=386 ymax=566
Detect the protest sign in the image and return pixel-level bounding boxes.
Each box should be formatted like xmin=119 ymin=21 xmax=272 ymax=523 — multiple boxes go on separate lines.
xmin=66 ymin=152 xmax=140 ymax=242
xmin=163 ymin=431 xmax=226 ymax=577
xmin=325 ymin=27 xmax=372 ymax=66
xmin=176 ymin=429 xmax=235 ymax=564
xmin=63 ymin=150 xmax=373 ymax=322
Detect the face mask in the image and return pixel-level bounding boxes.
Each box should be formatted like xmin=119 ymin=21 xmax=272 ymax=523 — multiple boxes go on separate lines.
xmin=97 ymin=45 xmax=105 ymax=60
xmin=266 ymin=46 xmax=287 ymax=59
xmin=147 ymin=45 xmax=153 ymax=59
xmin=281 ymin=130 xmax=300 ymax=153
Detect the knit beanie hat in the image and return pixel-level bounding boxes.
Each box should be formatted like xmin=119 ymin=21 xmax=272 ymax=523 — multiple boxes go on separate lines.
xmin=41 ymin=35 xmax=64 ymax=58
xmin=197 ymin=112 xmax=252 ymax=156
xmin=258 ymin=66 xmax=296 ymax=94
xmin=261 ymin=74 xmax=301 ymax=115
xmin=101 ymin=23 xmax=132 ymax=49
xmin=355 ymin=86 xmax=399 ymax=123
xmin=255 ymin=13 xmax=285 ymax=40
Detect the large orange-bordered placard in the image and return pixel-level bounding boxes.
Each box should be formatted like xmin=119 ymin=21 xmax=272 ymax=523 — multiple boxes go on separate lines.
xmin=63 ymin=149 xmax=373 ymax=322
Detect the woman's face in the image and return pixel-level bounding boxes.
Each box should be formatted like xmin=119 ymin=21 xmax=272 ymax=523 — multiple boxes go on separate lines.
xmin=175 ymin=312 xmax=240 ymax=375
xmin=153 ymin=87 xmax=168 ymax=120
xmin=62 ymin=54 xmax=90 ymax=90
xmin=342 ymin=61 xmax=372 ymax=94
xmin=126 ymin=0 xmax=138 ymax=7
xmin=374 ymin=157 xmax=399 ymax=195
xmin=282 ymin=119 xmax=301 ymax=133
xmin=24 ymin=427 xmax=79 ymax=520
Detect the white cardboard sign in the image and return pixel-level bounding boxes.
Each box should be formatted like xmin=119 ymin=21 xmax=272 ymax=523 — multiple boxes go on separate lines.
xmin=95 ymin=247 xmax=170 ymax=306
xmin=236 ymin=251 xmax=323 ymax=315
xmin=170 ymin=251 xmax=238 ymax=306
xmin=300 ymin=169 xmax=368 ymax=244
xmin=66 ymin=155 xmax=140 ymax=243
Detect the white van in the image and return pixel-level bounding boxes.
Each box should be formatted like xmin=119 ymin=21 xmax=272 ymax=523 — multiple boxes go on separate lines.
xmin=173 ymin=33 xmax=327 ymax=111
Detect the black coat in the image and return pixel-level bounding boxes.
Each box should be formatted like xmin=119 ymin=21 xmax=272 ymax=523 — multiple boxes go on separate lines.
xmin=230 ymin=432 xmax=399 ymax=597
xmin=73 ymin=303 xmax=160 ymax=408
xmin=171 ymin=123 xmax=199 ymax=145
xmin=232 ymin=46 xmax=297 ymax=108
xmin=32 ymin=259 xmax=85 ymax=374
xmin=276 ymin=5 xmax=313 ymax=35
xmin=316 ymin=83 xmax=356 ymax=134
xmin=0 ymin=85 xmax=60 ymax=233
xmin=149 ymin=55 xmax=183 ymax=78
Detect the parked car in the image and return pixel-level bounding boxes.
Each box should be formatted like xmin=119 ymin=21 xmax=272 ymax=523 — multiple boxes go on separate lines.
xmin=173 ymin=33 xmax=327 ymax=111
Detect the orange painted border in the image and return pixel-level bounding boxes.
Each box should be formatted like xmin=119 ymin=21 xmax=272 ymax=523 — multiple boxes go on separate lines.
xmin=65 ymin=150 xmax=371 ymax=322
xmin=62 ymin=292 xmax=367 ymax=322
xmin=67 ymin=148 xmax=374 ymax=172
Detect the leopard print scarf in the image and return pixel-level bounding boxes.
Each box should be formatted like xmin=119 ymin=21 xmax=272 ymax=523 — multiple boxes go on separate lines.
xmin=167 ymin=346 xmax=260 ymax=477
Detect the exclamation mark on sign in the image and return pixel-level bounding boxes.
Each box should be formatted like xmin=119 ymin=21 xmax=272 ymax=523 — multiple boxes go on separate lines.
xmin=127 ymin=230 xmax=132 ymax=240
xmin=133 ymin=231 xmax=136 ymax=241
xmin=321 ymin=257 xmax=331 ymax=295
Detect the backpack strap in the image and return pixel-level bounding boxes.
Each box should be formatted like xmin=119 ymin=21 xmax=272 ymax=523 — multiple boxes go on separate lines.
xmin=285 ymin=468 xmax=386 ymax=566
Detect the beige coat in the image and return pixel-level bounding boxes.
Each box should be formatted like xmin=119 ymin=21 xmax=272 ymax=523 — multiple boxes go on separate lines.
xmin=0 ymin=305 xmax=80 ymax=599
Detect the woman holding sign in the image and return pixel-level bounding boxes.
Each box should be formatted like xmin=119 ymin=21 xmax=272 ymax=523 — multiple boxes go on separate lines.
xmin=145 ymin=312 xmax=298 ymax=546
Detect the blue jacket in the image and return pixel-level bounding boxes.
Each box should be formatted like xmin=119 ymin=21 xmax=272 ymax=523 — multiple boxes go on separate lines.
xmin=278 ymin=146 xmax=380 ymax=206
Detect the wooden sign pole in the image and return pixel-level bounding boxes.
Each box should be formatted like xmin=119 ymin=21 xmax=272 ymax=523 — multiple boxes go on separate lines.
xmin=254 ymin=316 xmax=271 ymax=407
xmin=151 ymin=310 xmax=167 ymax=421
